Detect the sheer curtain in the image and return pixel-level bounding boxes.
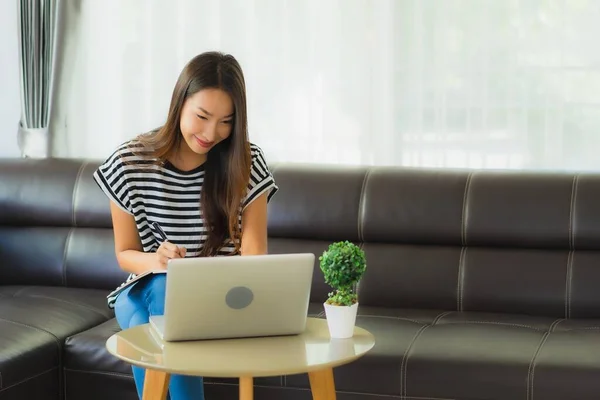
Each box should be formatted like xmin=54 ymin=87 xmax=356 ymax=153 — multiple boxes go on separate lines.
xmin=51 ymin=0 xmax=600 ymax=170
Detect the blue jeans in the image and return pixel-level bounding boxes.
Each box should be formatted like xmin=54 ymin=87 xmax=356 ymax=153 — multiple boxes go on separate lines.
xmin=114 ymin=274 xmax=205 ymax=400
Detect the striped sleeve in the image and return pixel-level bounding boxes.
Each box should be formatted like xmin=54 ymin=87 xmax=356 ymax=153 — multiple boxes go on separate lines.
xmin=243 ymin=145 xmax=278 ymax=210
xmin=92 ymin=145 xmax=134 ymax=215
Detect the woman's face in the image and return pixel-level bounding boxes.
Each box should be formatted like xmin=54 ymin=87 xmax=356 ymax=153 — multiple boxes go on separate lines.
xmin=179 ymin=88 xmax=234 ymax=156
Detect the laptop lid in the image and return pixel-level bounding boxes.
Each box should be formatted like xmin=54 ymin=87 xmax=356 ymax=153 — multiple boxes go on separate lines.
xmin=161 ymin=253 xmax=315 ymax=341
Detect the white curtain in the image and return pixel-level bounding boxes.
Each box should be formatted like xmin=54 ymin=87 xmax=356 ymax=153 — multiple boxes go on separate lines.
xmin=52 ymin=0 xmax=600 ymax=170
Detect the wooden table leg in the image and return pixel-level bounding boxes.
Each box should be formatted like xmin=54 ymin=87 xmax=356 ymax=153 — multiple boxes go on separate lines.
xmin=308 ymin=368 xmax=336 ymax=400
xmin=239 ymin=376 xmax=254 ymax=400
xmin=142 ymin=369 xmax=170 ymax=400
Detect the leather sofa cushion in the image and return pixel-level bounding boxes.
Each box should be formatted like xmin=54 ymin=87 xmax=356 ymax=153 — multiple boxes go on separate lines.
xmin=0 ymin=318 xmax=59 ymax=392
xmin=286 ymin=309 xmax=600 ymax=400
xmin=60 ymin=297 xmax=600 ymax=400
xmin=61 ymin=305 xmax=432 ymax=397
xmin=63 ymin=319 xmax=138 ymax=400
xmin=268 ymin=165 xmax=367 ymax=242
xmin=0 ymin=286 xmax=112 ymax=396
xmin=0 ymin=226 xmax=129 ymax=291
xmin=64 ymin=318 xmax=131 ymax=375
xmin=0 ymin=286 xmax=113 ymax=319
xmin=286 ymin=307 xmax=445 ymax=396
xmin=7 ymin=284 xmax=600 ymax=400
xmin=532 ymin=319 xmax=600 ymax=400
xmin=358 ymin=242 xmax=600 ymax=319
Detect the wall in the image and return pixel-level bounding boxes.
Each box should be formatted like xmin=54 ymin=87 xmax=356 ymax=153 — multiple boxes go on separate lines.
xmin=0 ymin=1 xmax=21 ymax=157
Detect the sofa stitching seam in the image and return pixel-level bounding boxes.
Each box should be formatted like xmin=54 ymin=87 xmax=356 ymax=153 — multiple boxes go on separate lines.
xmin=63 ymin=368 xmax=132 ymax=378
xmin=568 ymin=252 xmax=574 ymax=319
xmin=572 ymin=175 xmax=579 ymax=247
xmin=565 ymin=175 xmax=578 ymax=319
xmin=457 ymin=247 xmax=466 ymax=311
xmin=458 ymin=173 xmax=472 ymax=313
xmin=565 ymin=251 xmax=574 ymax=319
xmin=12 ymin=293 xmax=108 ymax=317
xmin=0 ymin=367 xmax=57 ymax=393
xmin=440 ymin=321 xmax=544 ymax=330
xmin=460 ymin=247 xmax=468 ymax=311
xmin=461 ymin=172 xmax=473 ymax=247
xmin=399 ymin=310 xmax=452 ymax=398
xmin=432 ymin=311 xmax=453 ymax=325
xmin=360 ymin=314 xmax=548 ymax=330
xmin=357 ymin=169 xmax=371 ymax=242
xmin=400 ymin=324 xmax=430 ymax=399
xmin=569 ymin=175 xmax=578 ymax=250
xmin=72 ymin=162 xmax=87 ymax=227
xmin=207 ymin=380 xmax=457 ymax=399
xmin=358 ymin=315 xmax=426 ymax=324
xmin=527 ymin=318 xmax=562 ymax=400
xmin=62 ymin=228 xmax=74 ymax=286
xmin=563 ymin=326 xmax=600 ymax=331
xmin=570 ymin=176 xmax=578 ymax=318
xmin=11 ymin=287 xmax=29 ymax=297
xmin=0 ymin=317 xmax=61 ymax=346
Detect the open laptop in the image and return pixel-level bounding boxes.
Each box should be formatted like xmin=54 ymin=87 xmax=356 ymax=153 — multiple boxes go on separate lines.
xmin=149 ymin=253 xmax=315 ymax=342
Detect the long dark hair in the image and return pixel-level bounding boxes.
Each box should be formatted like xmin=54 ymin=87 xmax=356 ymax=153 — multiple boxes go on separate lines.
xmin=132 ymin=51 xmax=251 ymax=256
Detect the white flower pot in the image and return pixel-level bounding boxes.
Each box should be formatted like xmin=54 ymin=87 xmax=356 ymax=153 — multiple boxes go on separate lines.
xmin=323 ymin=302 xmax=359 ymax=339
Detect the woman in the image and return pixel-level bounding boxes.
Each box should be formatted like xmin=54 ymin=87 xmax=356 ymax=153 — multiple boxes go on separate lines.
xmin=93 ymin=51 xmax=278 ymax=400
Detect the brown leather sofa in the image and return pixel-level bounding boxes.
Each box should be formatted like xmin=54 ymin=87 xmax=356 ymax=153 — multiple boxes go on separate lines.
xmin=1 ymin=157 xmax=600 ymax=400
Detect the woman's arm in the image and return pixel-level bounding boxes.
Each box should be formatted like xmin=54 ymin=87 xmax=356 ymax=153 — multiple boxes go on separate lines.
xmin=109 ymin=201 xmax=183 ymax=274
xmin=240 ymin=192 xmax=269 ymax=255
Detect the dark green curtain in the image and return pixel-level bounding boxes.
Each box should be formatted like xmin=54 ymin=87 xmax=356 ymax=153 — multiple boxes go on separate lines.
xmin=17 ymin=0 xmax=60 ymax=158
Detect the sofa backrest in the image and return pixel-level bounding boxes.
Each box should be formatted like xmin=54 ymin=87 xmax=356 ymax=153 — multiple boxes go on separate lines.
xmin=267 ymin=164 xmax=600 ymax=319
xmin=1 ymin=158 xmax=600 ymax=318
xmin=0 ymin=158 xmax=128 ymax=290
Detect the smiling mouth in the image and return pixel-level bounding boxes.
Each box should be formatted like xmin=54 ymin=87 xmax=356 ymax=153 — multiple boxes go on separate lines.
xmin=194 ymin=136 xmax=214 ymax=148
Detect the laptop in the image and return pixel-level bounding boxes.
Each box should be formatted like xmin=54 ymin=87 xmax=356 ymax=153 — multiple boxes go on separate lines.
xmin=149 ymin=253 xmax=315 ymax=342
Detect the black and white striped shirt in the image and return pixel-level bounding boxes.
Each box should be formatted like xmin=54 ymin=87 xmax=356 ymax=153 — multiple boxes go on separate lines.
xmin=93 ymin=140 xmax=278 ymax=309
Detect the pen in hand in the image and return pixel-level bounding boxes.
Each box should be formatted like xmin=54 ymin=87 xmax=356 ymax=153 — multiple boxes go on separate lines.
xmin=152 ymin=222 xmax=169 ymax=242
xmin=152 ymin=222 xmax=186 ymax=258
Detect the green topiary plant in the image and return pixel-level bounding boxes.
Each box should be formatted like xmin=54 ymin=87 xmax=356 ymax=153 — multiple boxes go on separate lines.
xmin=319 ymin=241 xmax=367 ymax=306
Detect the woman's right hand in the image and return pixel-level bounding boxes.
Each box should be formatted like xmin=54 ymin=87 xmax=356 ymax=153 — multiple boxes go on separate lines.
xmin=155 ymin=241 xmax=187 ymax=270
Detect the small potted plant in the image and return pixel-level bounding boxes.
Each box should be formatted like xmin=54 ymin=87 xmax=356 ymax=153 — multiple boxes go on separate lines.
xmin=319 ymin=241 xmax=367 ymax=338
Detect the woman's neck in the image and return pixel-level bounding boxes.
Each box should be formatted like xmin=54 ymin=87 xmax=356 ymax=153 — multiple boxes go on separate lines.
xmin=169 ymin=143 xmax=207 ymax=172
